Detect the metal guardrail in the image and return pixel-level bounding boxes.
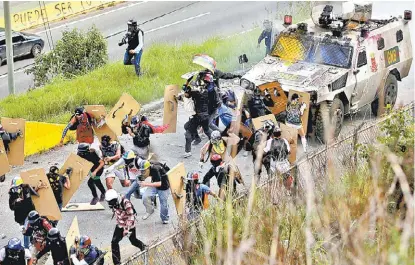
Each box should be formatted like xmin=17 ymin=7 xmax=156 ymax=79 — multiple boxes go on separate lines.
xmin=121 ymin=102 xmax=414 ymax=265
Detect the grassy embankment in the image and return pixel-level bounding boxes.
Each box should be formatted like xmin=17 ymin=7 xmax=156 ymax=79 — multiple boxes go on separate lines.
xmin=0 ymin=29 xmax=263 ymax=124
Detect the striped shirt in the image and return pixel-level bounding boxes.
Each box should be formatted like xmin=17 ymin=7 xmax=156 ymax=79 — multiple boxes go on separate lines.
xmin=114 ymin=197 xmax=135 ymax=230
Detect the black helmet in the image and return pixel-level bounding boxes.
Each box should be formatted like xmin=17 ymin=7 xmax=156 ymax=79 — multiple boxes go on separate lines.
xmin=254 ymin=87 xmax=261 ymax=96
xmin=49 ymin=166 xmax=59 ymax=174
xmin=47 ymin=228 xmax=60 ymax=241
xmin=74 ymin=107 xmax=84 ymax=116
xmin=127 ymin=19 xmax=137 ymax=27
xmin=28 ymin=210 xmax=40 ymax=224
xmin=273 ymin=125 xmax=282 ymax=137
xmin=77 ymin=143 xmax=90 ymax=153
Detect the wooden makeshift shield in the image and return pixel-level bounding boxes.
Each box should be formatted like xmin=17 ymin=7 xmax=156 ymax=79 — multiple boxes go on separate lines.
xmin=230 ymin=90 xmax=251 ymax=158
xmin=287 ymin=89 xmax=311 ymax=134
xmin=66 ymin=216 xmax=80 ymax=256
xmin=59 ymin=153 xmax=94 ymax=208
xmin=163 ymin=85 xmax=179 ymax=133
xmin=252 ymin=114 xmax=278 ymax=131
xmin=106 ymin=93 xmax=141 ymax=136
xmin=258 ymin=81 xmax=287 ymax=115
xmin=0 ymin=141 xmax=10 ymax=177
xmin=84 ymin=105 xmax=118 ymax=143
xmin=62 ymin=202 xmax=105 ymax=212
xmin=167 ymin=162 xmax=186 ymax=216
xmin=20 ymin=168 xmax=62 ymax=221
xmin=1 ymin=117 xmax=25 ymax=166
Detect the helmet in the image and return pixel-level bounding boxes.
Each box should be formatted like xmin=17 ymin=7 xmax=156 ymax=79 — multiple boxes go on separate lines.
xmin=137 ymin=160 xmax=151 ymax=172
xmin=47 ymin=228 xmax=60 ymax=241
xmin=123 ymin=150 xmax=136 ymax=165
xmin=79 ymin=235 xmax=91 ymax=249
xmin=74 ymin=107 xmax=84 ymax=116
xmin=186 ymin=171 xmax=199 ymax=181
xmin=290 ymin=93 xmax=299 ymax=101
xmin=130 ymin=116 xmax=140 ymax=128
xmin=101 ymin=135 xmax=111 ymax=147
xmin=262 ymin=120 xmax=274 ymax=133
xmin=11 ymin=176 xmax=23 ymax=187
xmin=49 ymin=166 xmax=59 ymax=174
xmin=77 ymin=143 xmax=90 ymax=153
xmin=210 ymin=154 xmax=222 ymax=167
xmin=105 ymin=189 xmax=118 ymax=202
xmin=210 ymin=130 xmax=222 ymax=144
xmin=7 ymin=238 xmax=22 ymax=250
xmin=27 ymin=210 xmax=40 ymax=224
xmin=127 ymin=19 xmax=138 ymax=27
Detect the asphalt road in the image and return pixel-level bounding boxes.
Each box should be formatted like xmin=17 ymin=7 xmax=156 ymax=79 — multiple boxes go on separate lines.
xmin=0 ymin=1 xmax=413 ymax=264
xmin=0 ymin=1 xmax=286 ymax=98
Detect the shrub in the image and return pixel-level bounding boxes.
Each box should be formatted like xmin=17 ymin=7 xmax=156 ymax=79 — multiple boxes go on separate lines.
xmin=25 ymin=25 xmax=108 ymax=87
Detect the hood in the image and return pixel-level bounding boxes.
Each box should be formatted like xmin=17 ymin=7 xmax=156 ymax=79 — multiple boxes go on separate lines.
xmin=21 ymin=32 xmax=42 ymax=40
xmin=242 ymin=56 xmax=349 ymax=91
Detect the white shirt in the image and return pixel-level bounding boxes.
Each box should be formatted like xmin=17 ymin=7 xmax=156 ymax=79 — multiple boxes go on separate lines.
xmin=263 ymin=137 xmax=290 ymax=153
xmin=70 ymin=254 xmax=88 ymax=265
xmin=0 ymin=248 xmax=32 ymax=261
xmin=133 ymin=30 xmax=144 ymax=53
xmin=107 ymin=157 xmax=143 ymax=180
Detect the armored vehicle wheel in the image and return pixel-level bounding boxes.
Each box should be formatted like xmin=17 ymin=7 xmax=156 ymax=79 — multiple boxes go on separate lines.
xmin=315 ymin=98 xmax=344 ymax=144
xmin=371 ymin=74 xmax=398 ymax=117
xmin=0 ymin=175 xmax=5 ymax=182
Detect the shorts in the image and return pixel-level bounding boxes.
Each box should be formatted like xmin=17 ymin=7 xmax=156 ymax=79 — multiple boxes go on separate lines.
xmin=132 ymin=145 xmax=150 ymax=160
xmin=104 ymin=168 xmax=126 ymax=181
xmin=286 ymin=122 xmax=302 ymax=130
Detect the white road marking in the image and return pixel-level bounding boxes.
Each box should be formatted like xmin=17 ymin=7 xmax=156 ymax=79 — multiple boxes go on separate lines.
xmin=34 ymin=1 xmax=149 ymax=34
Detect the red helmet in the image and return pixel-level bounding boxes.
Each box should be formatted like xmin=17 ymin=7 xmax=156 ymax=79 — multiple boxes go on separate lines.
xmin=187 ymin=171 xmax=199 ymax=181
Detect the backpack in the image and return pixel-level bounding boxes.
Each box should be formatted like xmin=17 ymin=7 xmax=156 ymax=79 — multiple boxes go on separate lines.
xmin=120 ymin=197 xmax=137 ymax=216
xmin=151 ymin=161 xmax=170 ymax=174
xmin=69 ymin=112 xmax=93 ymax=131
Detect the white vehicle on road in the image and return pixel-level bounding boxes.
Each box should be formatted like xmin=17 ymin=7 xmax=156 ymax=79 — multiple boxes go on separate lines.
xmin=241 ymin=3 xmax=413 ymax=142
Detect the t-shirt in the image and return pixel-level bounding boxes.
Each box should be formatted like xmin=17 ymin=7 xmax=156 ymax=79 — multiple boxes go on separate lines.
xmin=0 ymin=247 xmax=32 ymax=261
xmin=149 ymin=165 xmax=169 ymax=190
xmin=77 ymin=150 xmax=104 ymax=178
xmin=195 ymin=184 xmax=211 ymax=199
xmin=47 ymin=173 xmax=67 ymax=204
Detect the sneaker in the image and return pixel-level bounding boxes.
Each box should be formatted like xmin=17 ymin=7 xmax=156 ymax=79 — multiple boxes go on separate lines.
xmin=142 ymin=212 xmax=154 ymax=220
xmin=162 ymin=220 xmax=169 ymax=224
xmin=90 ymin=197 xmax=99 ymax=205
xmin=99 ymin=193 xmax=105 ymax=202
xmin=192 ymin=138 xmax=202 ymax=145
xmin=183 ymin=152 xmax=192 ymax=158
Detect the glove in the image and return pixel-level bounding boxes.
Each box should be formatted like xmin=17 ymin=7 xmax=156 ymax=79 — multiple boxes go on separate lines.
xmin=118 ymin=42 xmax=124 ymax=46
xmin=66 ymin=167 xmax=73 ymax=177
xmin=17 ymin=129 xmax=22 ymax=137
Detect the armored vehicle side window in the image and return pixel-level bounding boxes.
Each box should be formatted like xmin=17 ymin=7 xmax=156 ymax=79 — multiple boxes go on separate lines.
xmin=0 ymin=39 xmax=5 ymax=46
xmin=357 ymin=50 xmax=367 ymax=68
xmin=377 ymin=37 xmax=385 ymax=50
xmin=396 ymin=30 xmax=403 ymax=42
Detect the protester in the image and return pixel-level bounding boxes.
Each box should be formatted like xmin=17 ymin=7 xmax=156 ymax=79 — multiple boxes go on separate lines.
xmin=125 ymin=116 xmax=153 ymax=159
xmin=138 ymin=160 xmax=170 ymax=223
xmin=0 ymin=125 xmax=22 ymax=182
xmin=34 ymin=228 xmax=69 ymax=265
xmin=23 ymin=210 xmax=53 ymax=262
xmin=46 ymin=166 xmax=72 ymax=210
xmin=119 ymin=19 xmax=144 ymax=76
xmin=60 ymin=107 xmax=94 ymax=146
xmin=105 ymin=189 xmax=146 ymax=265
xmin=245 ymin=87 xmax=274 ymax=120
xmin=100 ymin=135 xmax=129 ymax=190
xmin=0 ymin=238 xmax=33 ymax=265
xmin=77 ymin=143 xmax=106 ymax=205
xmin=286 ymin=93 xmax=308 ymax=152
xmin=69 ymin=235 xmax=104 ymax=265
xmin=258 ymin=19 xmax=273 ymax=55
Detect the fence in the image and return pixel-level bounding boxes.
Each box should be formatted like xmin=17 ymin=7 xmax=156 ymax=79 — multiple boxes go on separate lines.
xmin=121 ymin=103 xmax=414 ymax=265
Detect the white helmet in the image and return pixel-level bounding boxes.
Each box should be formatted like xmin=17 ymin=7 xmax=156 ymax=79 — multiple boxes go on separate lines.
xmin=105 ymin=189 xmax=118 ymax=202
xmin=210 ymin=130 xmax=221 ymax=144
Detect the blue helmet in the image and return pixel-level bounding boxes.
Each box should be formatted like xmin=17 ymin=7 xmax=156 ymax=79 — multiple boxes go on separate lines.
xmin=130 ymin=116 xmax=140 ymax=127
xmin=7 ymin=238 xmax=22 ymax=250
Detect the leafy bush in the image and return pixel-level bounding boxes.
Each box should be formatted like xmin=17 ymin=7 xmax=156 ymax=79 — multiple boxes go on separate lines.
xmin=25 ymin=25 xmax=108 ymax=87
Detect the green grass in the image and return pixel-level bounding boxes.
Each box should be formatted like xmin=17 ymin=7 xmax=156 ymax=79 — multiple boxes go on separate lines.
xmin=0 ymin=29 xmax=262 ymax=124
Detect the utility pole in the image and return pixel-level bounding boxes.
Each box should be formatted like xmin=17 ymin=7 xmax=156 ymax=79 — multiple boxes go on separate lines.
xmin=4 ymin=1 xmax=15 ymax=95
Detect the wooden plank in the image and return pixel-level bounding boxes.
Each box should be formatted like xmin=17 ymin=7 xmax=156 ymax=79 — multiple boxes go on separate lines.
xmin=1 ymin=117 xmax=25 ymax=166
xmin=20 ymin=168 xmax=62 ymax=220
xmin=163 ymin=85 xmax=179 ymax=133
xmin=66 ymin=216 xmax=80 ymax=256
xmin=280 ymin=123 xmax=298 ymax=164
xmin=252 ymin=114 xmax=278 ymax=131
xmin=59 ymin=153 xmax=94 ymax=208
xmin=230 ymin=90 xmax=249 ymax=158
xmin=287 ymin=89 xmax=311 ymax=135
xmin=258 ymin=81 xmax=287 ymax=115
xmin=167 ymin=163 xmax=186 ymax=216
xmin=84 ymin=105 xmax=118 ymax=143
xmin=105 ymin=93 xmax=141 ymax=136
xmin=0 ymin=141 xmax=10 ymax=176
xmin=62 ymin=202 xmax=105 ymax=212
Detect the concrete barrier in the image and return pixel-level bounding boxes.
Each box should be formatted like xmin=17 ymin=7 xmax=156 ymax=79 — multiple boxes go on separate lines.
xmin=24 ymin=121 xmax=75 ymax=157
xmin=0 ymin=1 xmax=123 ymax=31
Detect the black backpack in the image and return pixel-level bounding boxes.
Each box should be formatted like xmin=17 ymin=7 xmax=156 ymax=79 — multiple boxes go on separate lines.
xmin=151 ymin=161 xmax=170 ymax=174
xmin=68 ymin=112 xmax=93 ymax=131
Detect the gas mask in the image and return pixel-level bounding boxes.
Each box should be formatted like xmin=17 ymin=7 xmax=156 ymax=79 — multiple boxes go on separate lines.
xmin=108 ymin=198 xmax=118 ymax=209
